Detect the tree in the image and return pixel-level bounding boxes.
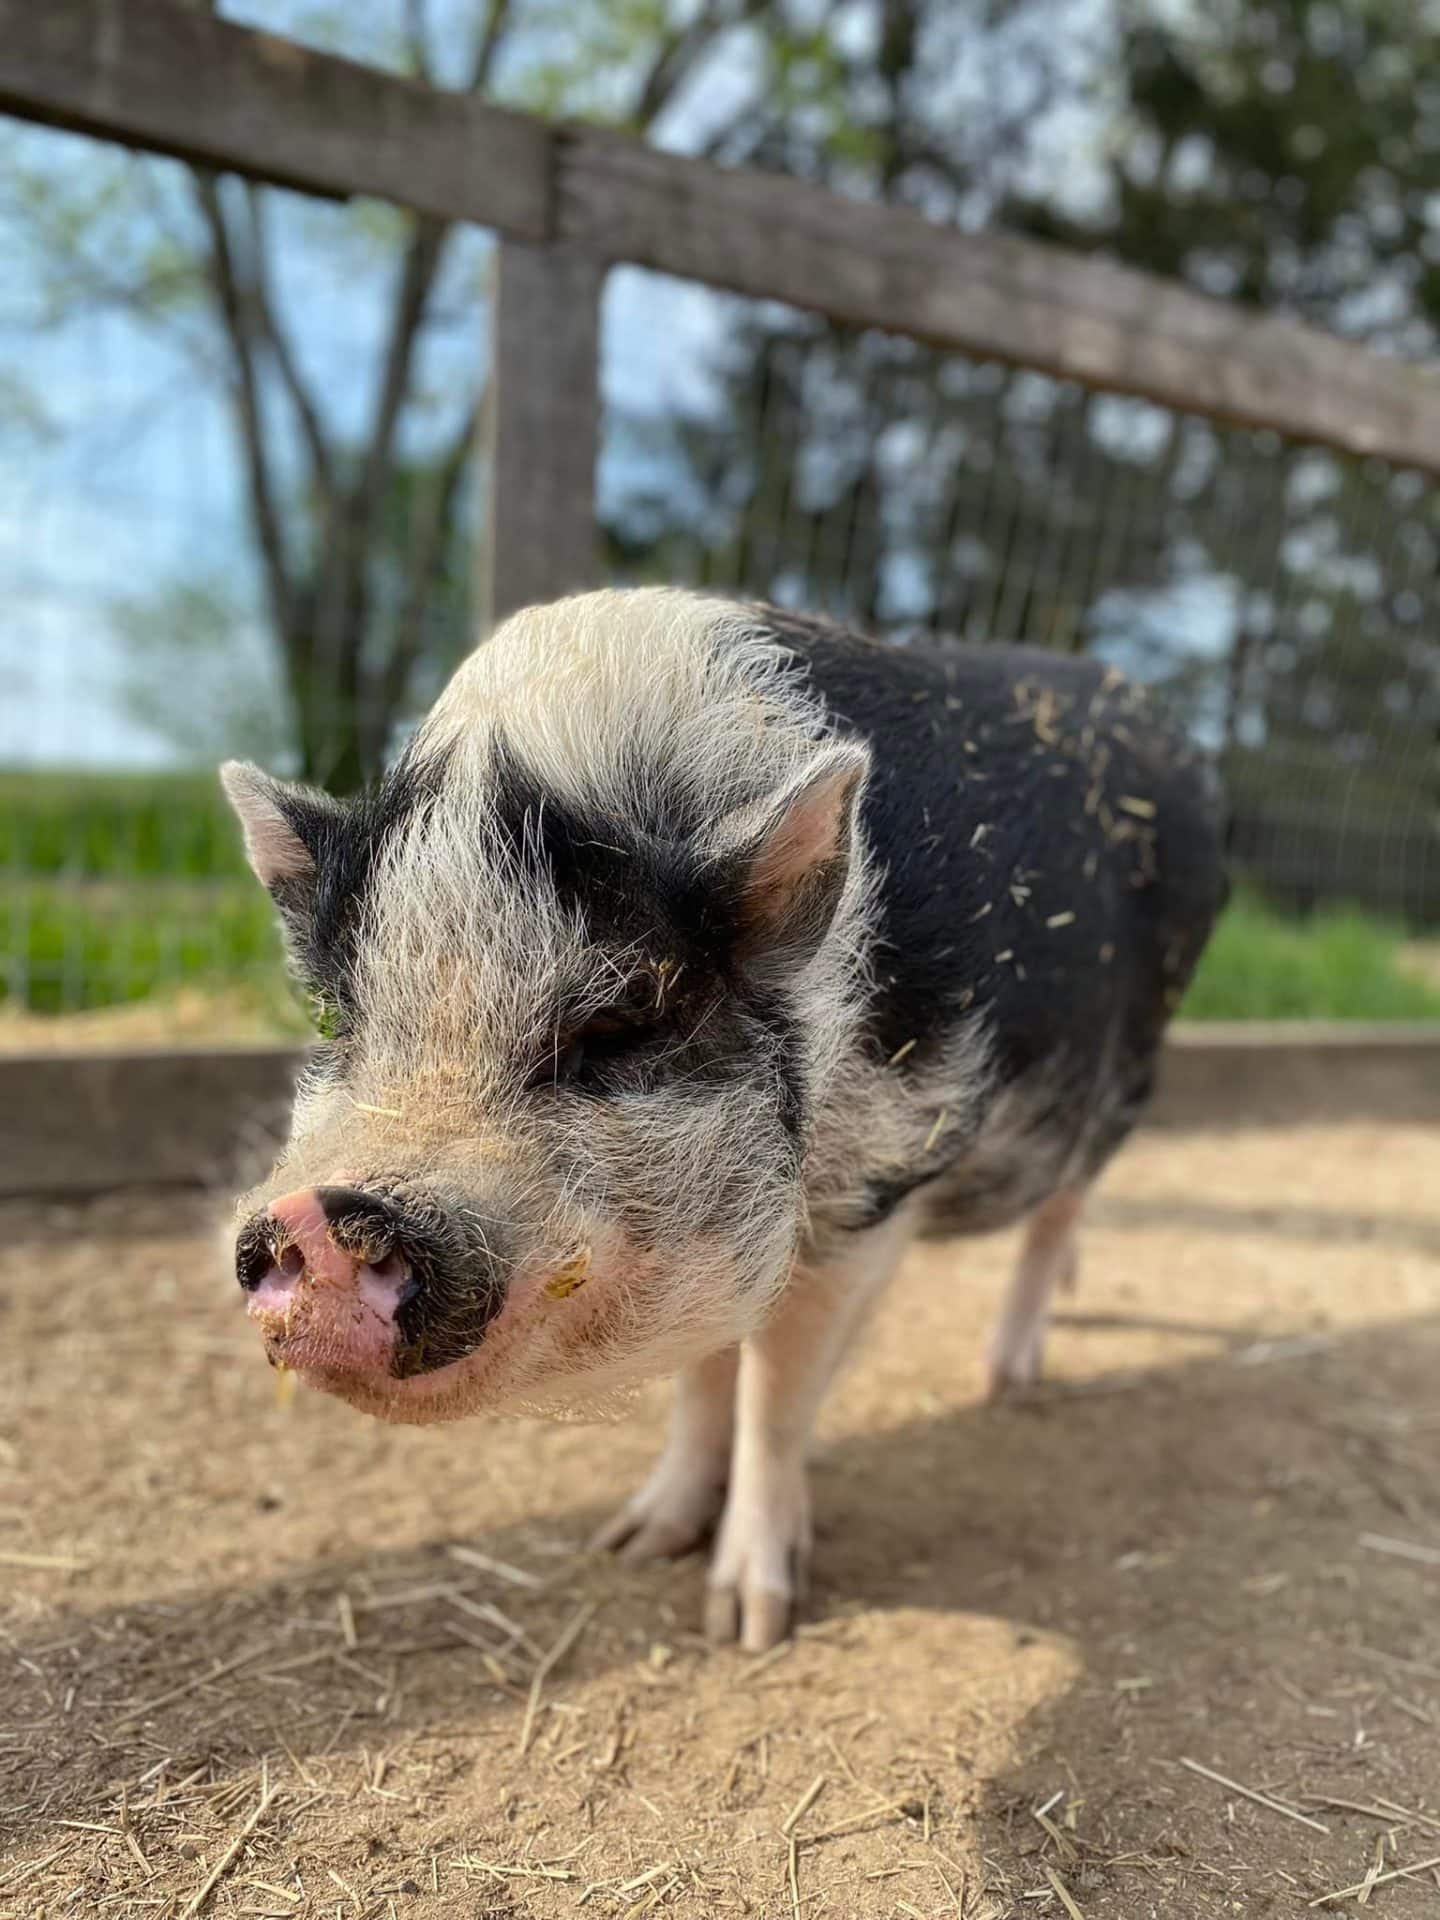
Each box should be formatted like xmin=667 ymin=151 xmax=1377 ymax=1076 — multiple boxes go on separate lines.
xmin=599 ymin=0 xmax=1440 ymax=917
xmin=998 ymin=0 xmax=1440 ymax=916
xmin=3 ymin=0 xmax=1105 ymax=785
xmin=3 ymin=0 xmax=797 ymax=787
xmin=185 ymin=0 xmax=795 ymax=787
xmin=601 ymin=1 xmax=1188 ymax=664
xmin=601 ymin=0 xmax=1125 ymax=626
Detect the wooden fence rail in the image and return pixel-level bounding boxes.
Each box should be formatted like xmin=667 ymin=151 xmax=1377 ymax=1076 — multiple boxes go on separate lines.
xmin=3 ymin=0 xmax=1440 ymax=492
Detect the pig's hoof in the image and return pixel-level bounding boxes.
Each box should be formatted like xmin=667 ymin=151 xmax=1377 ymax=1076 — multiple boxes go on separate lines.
xmin=704 ymin=1473 xmax=811 ymax=1652
xmin=590 ymin=1472 xmax=727 ymax=1563
xmin=985 ymin=1358 xmax=1041 ymax=1401
xmin=985 ymin=1331 xmax=1044 ymax=1401
xmin=704 ymin=1582 xmax=794 ymax=1653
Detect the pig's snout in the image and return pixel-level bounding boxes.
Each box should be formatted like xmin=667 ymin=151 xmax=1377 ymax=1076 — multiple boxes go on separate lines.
xmin=234 ymin=1183 xmax=514 ymax=1394
xmin=236 ymin=1186 xmax=418 ymax=1315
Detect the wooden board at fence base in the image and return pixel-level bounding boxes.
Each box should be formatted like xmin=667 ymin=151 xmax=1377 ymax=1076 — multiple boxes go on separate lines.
xmin=4 ymin=1032 xmax=1440 ymax=1197
xmin=0 ymin=1048 xmax=303 ymax=1198
xmin=0 ymin=0 xmax=551 ymax=237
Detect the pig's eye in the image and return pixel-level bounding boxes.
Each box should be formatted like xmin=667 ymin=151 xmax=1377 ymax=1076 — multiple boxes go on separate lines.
xmin=539 ymin=1015 xmax=657 ymax=1090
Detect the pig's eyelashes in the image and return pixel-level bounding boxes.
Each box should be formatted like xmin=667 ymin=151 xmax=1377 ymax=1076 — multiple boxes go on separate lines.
xmin=550 ymin=1036 xmax=587 ymax=1084
xmin=536 ymin=1017 xmax=659 ymax=1091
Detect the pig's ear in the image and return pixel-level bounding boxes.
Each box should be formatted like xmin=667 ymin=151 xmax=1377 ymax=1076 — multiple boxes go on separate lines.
xmin=220 ymin=760 xmax=338 ymax=904
xmin=717 ymin=741 xmax=869 ymax=975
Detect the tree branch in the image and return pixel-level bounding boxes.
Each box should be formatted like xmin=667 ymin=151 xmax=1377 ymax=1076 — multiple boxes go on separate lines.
xmin=191 ymin=170 xmax=296 ymax=646
xmin=403 ymin=0 xmax=435 ymax=82
xmin=304 ymin=0 xmax=515 ymax=754
xmin=468 ymin=0 xmax=515 ymax=91
xmin=368 ymin=382 xmax=488 ymax=765
xmin=631 ymin=0 xmax=769 ymax=130
xmin=242 ymin=184 xmax=338 ymax=505
xmin=365 ymin=218 xmax=450 ymax=514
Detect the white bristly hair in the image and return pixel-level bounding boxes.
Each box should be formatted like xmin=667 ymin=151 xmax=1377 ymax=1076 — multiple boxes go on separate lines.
xmin=421 ymin=587 xmax=833 ymax=814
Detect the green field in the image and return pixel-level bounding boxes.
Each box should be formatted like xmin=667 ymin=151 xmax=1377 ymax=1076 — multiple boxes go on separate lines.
xmin=0 ymin=770 xmax=291 ymax=1025
xmin=3 ymin=772 xmax=1439 ymax=1034
xmin=1183 ymin=890 xmax=1440 ymax=1022
xmin=0 ymin=769 xmax=251 ymax=880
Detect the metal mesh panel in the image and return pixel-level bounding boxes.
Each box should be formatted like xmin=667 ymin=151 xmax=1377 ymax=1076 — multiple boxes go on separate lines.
xmin=600 ymin=273 xmax=1440 ymax=923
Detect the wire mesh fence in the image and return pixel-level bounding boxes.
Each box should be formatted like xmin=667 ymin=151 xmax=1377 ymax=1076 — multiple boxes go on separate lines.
xmin=3 ymin=124 xmax=1439 ymax=1042
xmin=602 ymin=273 xmax=1440 ymax=927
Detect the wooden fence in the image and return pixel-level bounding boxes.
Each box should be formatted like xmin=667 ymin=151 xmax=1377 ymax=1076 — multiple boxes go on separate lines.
xmin=3 ymin=0 xmax=1440 ymax=629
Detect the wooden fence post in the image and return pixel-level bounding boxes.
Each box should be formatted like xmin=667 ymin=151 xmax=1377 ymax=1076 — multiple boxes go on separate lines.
xmin=479 ymin=239 xmax=605 ymax=629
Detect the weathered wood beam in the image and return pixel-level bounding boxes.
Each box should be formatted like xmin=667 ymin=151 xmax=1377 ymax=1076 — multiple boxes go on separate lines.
xmin=0 ymin=0 xmax=551 ymax=236
xmin=559 ymin=128 xmax=1440 ymax=472
xmin=479 ymin=241 xmax=604 ymax=626
xmin=3 ymin=0 xmax=1439 ymax=471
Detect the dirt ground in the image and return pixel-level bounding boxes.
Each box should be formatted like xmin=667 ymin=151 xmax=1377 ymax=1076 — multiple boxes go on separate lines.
xmin=5 ymin=1118 xmax=1440 ymax=1919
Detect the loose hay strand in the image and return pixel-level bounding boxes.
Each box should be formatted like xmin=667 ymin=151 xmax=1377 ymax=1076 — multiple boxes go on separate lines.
xmin=1046 ymin=1867 xmax=1085 ymax=1919
xmin=0 ymin=1549 xmax=93 ymax=1571
xmin=1179 ymin=1756 xmax=1330 ymax=1834
xmin=518 ymin=1601 xmax=597 ymax=1755
xmin=114 ymin=1644 xmax=271 ymax=1728
xmin=780 ymin=1773 xmax=828 ymax=1836
xmin=180 ymin=1779 xmax=275 ymax=1918
xmin=1309 ymin=1853 xmax=1440 ymax=1907
xmin=1358 ymin=1531 xmax=1440 ymax=1568
xmin=447 ymin=1544 xmax=545 ymax=1588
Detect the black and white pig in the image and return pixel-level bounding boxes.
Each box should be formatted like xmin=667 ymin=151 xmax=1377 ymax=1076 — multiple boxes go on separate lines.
xmin=224 ymin=588 xmax=1226 ymax=1651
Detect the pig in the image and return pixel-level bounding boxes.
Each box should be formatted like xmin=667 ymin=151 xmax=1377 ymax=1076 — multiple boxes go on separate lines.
xmin=223 ymin=588 xmax=1226 ymax=1651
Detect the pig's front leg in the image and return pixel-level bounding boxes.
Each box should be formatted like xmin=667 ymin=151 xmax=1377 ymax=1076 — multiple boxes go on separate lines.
xmin=705 ymin=1207 xmax=915 ymax=1653
xmin=592 ymin=1346 xmax=739 ymax=1560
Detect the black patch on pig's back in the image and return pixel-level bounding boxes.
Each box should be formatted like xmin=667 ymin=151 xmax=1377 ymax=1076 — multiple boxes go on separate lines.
xmin=751 ymin=607 xmax=1227 ymax=1126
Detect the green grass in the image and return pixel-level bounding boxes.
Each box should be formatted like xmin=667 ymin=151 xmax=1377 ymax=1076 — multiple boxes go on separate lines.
xmin=0 ymin=769 xmax=249 ymax=879
xmin=0 ymin=771 xmax=291 ymax=1017
xmin=1182 ymin=891 xmax=1440 ymax=1022
xmin=1 ymin=879 xmax=286 ymax=1015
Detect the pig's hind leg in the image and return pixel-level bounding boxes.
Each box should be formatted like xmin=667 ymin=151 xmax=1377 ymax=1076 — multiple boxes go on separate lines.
xmin=985 ymin=1184 xmax=1084 ymax=1399
xmin=705 ymin=1205 xmax=916 ymax=1653
xmin=591 ymin=1346 xmax=739 ymax=1561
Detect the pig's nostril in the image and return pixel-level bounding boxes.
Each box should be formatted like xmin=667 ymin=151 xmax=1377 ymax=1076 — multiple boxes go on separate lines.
xmin=277 ymin=1244 xmax=305 ymax=1280
xmin=235 ymin=1217 xmax=277 ymax=1292
xmin=367 ymin=1249 xmax=420 ymax=1310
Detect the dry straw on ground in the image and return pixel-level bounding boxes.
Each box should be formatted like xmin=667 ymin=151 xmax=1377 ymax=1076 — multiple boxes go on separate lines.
xmin=4 ymin=1115 xmax=1440 ymax=1914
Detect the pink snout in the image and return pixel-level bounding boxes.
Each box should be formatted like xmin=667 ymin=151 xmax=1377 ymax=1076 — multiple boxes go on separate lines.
xmin=236 ymin=1186 xmax=417 ymax=1376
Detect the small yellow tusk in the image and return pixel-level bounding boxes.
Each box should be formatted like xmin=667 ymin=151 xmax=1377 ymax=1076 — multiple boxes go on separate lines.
xmin=273 ymin=1363 xmax=298 ymax=1410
